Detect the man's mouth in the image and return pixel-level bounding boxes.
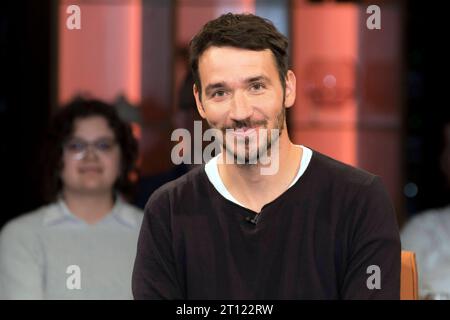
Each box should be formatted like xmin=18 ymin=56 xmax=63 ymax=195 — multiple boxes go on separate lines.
xmin=227 ymin=126 xmax=258 ymax=137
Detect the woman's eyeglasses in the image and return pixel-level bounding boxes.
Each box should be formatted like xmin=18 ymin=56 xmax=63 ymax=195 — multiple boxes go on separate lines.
xmin=64 ymin=138 xmax=117 ymax=160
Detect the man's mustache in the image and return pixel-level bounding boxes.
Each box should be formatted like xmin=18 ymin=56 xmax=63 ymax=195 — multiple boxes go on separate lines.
xmin=221 ymin=120 xmax=268 ymax=131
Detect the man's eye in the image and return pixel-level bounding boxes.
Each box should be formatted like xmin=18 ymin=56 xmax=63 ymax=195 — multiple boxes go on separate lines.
xmin=250 ymin=82 xmax=265 ymax=91
xmin=212 ymin=90 xmax=226 ymax=98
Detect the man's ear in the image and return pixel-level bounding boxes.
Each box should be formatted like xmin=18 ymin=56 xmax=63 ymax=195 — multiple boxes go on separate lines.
xmin=193 ymin=84 xmax=206 ymax=119
xmin=284 ymin=70 xmax=296 ymax=109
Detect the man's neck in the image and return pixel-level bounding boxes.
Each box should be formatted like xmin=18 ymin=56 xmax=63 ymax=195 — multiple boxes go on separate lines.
xmin=217 ymin=135 xmax=302 ymax=213
xmin=62 ymin=189 xmax=115 ymax=225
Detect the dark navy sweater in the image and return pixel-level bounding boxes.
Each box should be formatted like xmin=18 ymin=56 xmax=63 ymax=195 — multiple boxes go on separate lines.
xmin=132 ymin=149 xmax=400 ymax=299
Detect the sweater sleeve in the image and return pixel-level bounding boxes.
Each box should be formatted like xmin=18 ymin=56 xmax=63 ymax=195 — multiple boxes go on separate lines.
xmin=340 ymin=176 xmax=401 ymax=299
xmin=0 ymin=220 xmax=44 ymax=299
xmin=132 ymin=190 xmax=184 ymax=300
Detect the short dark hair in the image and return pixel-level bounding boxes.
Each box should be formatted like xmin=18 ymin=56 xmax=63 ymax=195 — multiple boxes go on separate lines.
xmin=42 ymin=98 xmax=138 ymax=202
xmin=189 ymin=13 xmax=289 ymax=100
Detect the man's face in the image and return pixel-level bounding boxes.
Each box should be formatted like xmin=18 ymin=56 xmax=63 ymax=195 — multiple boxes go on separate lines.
xmin=193 ymin=46 xmax=296 ymax=163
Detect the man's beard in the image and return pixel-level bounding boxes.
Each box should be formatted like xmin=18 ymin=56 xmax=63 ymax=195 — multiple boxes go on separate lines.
xmin=220 ymin=106 xmax=285 ymax=165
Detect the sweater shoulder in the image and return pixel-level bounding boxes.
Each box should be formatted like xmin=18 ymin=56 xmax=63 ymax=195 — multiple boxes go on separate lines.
xmin=0 ymin=204 xmax=54 ymax=240
xmin=310 ymin=149 xmax=378 ymax=189
xmin=144 ymin=165 xmax=206 ymax=209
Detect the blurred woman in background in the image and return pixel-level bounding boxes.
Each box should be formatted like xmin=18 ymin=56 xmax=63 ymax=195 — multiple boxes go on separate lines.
xmin=0 ymin=98 xmax=143 ymax=299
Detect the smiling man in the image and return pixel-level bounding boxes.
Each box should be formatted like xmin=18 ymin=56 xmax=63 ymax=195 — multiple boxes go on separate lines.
xmin=132 ymin=13 xmax=400 ymax=299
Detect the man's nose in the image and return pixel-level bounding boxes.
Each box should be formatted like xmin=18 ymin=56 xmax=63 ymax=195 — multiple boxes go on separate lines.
xmin=229 ymin=91 xmax=253 ymax=122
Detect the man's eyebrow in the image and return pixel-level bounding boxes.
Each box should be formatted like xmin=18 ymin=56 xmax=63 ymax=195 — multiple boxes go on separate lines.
xmin=204 ymin=76 xmax=272 ymax=95
xmin=204 ymin=82 xmax=227 ymax=95
xmin=244 ymin=75 xmax=272 ymax=84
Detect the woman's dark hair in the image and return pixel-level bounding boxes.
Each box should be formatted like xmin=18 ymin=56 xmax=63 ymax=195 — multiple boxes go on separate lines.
xmin=189 ymin=13 xmax=289 ymax=100
xmin=42 ymin=98 xmax=138 ymax=203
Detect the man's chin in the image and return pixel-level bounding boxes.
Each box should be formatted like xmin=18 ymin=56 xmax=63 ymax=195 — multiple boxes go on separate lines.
xmin=224 ymin=148 xmax=264 ymax=165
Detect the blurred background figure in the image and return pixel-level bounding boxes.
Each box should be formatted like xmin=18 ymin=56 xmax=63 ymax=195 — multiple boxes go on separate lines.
xmin=0 ymin=99 xmax=143 ymax=299
xmin=401 ymin=116 xmax=450 ymax=299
